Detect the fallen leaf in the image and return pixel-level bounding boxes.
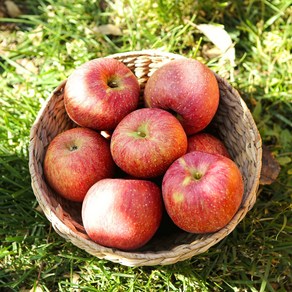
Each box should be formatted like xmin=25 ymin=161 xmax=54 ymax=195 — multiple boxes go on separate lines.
xmin=202 ymin=44 xmax=222 ymax=59
xmin=260 ymin=145 xmax=281 ymax=185
xmin=194 ymin=23 xmax=236 ymax=80
xmin=94 ymin=24 xmax=122 ymax=36
xmin=196 ymin=24 xmax=232 ymax=53
xmin=4 ymin=0 xmax=22 ymax=18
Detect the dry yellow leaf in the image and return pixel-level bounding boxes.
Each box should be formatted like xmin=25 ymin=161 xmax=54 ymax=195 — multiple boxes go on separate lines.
xmin=4 ymin=0 xmax=21 ymax=18
xmin=94 ymin=24 xmax=122 ymax=36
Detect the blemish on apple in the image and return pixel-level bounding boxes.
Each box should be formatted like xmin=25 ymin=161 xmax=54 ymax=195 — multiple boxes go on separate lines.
xmin=182 ymin=176 xmax=190 ymax=186
xmin=173 ymin=192 xmax=184 ymax=203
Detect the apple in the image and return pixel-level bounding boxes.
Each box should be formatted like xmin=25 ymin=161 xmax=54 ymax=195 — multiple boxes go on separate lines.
xmin=43 ymin=127 xmax=116 ymax=202
xmin=144 ymin=58 xmax=219 ymax=135
xmin=162 ymin=151 xmax=244 ymax=233
xmin=64 ymin=57 xmax=140 ymax=131
xmin=110 ymin=108 xmax=188 ymax=178
xmin=187 ymin=132 xmax=231 ymax=158
xmin=82 ymin=178 xmax=163 ymax=251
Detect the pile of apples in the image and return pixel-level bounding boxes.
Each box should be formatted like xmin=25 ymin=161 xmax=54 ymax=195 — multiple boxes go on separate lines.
xmin=44 ymin=57 xmax=244 ymax=251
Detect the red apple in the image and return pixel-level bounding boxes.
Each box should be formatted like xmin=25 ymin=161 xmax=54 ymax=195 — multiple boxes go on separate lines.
xmin=162 ymin=151 xmax=244 ymax=233
xmin=144 ymin=58 xmax=219 ymax=135
xmin=110 ymin=108 xmax=188 ymax=178
xmin=187 ymin=132 xmax=231 ymax=158
xmin=64 ymin=58 xmax=140 ymax=131
xmin=82 ymin=178 xmax=163 ymax=251
xmin=43 ymin=127 xmax=116 ymax=202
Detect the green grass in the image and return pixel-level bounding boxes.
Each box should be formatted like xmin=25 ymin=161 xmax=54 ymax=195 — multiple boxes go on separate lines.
xmin=1 ymin=0 xmax=291 ymax=291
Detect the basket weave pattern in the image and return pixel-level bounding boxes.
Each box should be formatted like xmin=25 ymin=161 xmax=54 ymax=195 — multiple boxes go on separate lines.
xmin=29 ymin=50 xmax=262 ymax=266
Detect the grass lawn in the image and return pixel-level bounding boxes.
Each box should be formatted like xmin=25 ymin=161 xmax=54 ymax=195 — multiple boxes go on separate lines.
xmin=1 ymin=0 xmax=291 ymax=291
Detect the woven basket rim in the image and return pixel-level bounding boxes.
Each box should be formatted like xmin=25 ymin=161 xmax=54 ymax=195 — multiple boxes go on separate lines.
xmin=29 ymin=50 xmax=262 ymax=266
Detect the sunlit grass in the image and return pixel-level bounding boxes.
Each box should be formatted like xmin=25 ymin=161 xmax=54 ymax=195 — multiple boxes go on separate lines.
xmin=0 ymin=0 xmax=291 ymax=291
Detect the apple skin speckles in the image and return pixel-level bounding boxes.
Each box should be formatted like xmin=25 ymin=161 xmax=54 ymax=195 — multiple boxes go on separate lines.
xmin=144 ymin=58 xmax=219 ymax=135
xmin=64 ymin=58 xmax=140 ymax=131
xmin=162 ymin=151 xmax=244 ymax=233
xmin=110 ymin=108 xmax=187 ymax=178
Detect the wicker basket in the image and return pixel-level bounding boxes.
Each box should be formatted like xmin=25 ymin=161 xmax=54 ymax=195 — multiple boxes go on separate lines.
xmin=29 ymin=50 xmax=262 ymax=267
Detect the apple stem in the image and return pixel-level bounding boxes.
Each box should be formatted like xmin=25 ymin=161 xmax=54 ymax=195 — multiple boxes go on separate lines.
xmin=193 ymin=172 xmax=202 ymax=180
xmin=107 ymin=79 xmax=119 ymax=88
xmin=137 ymin=131 xmax=146 ymax=138
xmin=69 ymin=145 xmax=78 ymax=151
